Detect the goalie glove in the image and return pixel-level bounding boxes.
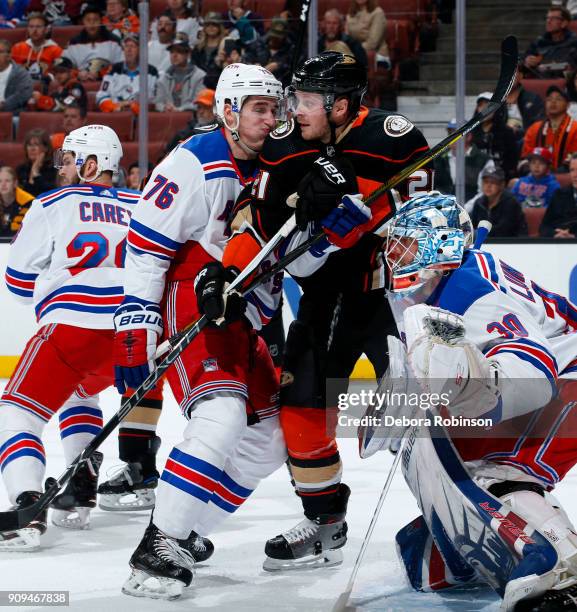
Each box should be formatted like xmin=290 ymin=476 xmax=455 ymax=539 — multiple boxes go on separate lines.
xmin=403 ymin=304 xmax=501 ymax=420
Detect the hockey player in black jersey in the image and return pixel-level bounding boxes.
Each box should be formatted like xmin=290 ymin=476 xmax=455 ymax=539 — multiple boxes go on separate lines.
xmin=218 ymin=52 xmax=433 ymax=570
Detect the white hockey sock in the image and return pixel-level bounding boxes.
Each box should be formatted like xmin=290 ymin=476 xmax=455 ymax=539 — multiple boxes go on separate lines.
xmin=154 ymin=394 xmax=247 ymax=539
xmin=0 ymin=403 xmax=46 ymax=504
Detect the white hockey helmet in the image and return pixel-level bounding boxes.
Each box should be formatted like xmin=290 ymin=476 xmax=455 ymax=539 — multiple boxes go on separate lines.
xmin=58 ymin=124 xmax=123 ymax=181
xmin=214 ymin=63 xmax=284 ymax=121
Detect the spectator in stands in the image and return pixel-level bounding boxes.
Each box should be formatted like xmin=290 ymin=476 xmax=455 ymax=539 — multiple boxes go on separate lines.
xmin=522 ymin=85 xmax=577 ymax=171
xmin=540 ymin=152 xmax=577 ymax=237
xmin=50 ymin=102 xmax=87 ymax=150
xmin=11 ymin=12 xmax=62 ymax=80
xmin=155 ymin=32 xmax=205 ymax=112
xmin=222 ymin=0 xmax=263 ymax=41
xmin=319 ymin=9 xmax=367 ymax=68
xmin=0 ymin=39 xmax=33 ymax=114
xmin=505 ymin=66 xmax=545 ymax=137
xmin=434 ymin=120 xmax=495 ymax=203
xmin=164 ymin=87 xmax=216 ymax=153
xmin=103 ymin=0 xmax=139 ymax=38
xmin=511 ymin=147 xmax=560 ymax=208
xmin=523 ymin=6 xmax=577 ymax=78
xmin=472 ymin=91 xmax=519 ymax=181
xmin=469 ymin=166 xmax=528 ymax=237
xmin=346 ymin=0 xmax=390 ymax=69
xmin=0 ymin=166 xmax=34 ymax=237
xmin=62 ymin=4 xmax=123 ymax=81
xmin=243 ymin=17 xmax=295 ymax=87
xmin=96 ymin=33 xmax=158 ymax=114
xmin=0 ymin=0 xmax=28 ymax=28
xmin=16 ymin=128 xmax=57 ymax=196
xmin=162 ymin=0 xmax=201 ymax=47
xmin=125 ymin=162 xmax=141 ymax=190
xmin=148 ymin=10 xmax=176 ymax=76
xmin=33 ymin=56 xmax=87 ymax=113
xmin=192 ymin=11 xmax=227 ymax=89
xmin=565 ymin=69 xmax=577 ymax=118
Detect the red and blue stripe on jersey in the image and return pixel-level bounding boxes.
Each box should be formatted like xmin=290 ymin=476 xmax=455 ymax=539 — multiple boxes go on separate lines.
xmin=5 ymin=266 xmax=38 ymax=299
xmin=39 ymin=185 xmax=140 ymax=209
xmin=34 ymin=284 xmax=124 ymax=321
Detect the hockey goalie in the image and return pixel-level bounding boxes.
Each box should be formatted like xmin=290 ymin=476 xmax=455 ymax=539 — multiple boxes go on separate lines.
xmin=369 ymin=192 xmax=577 ymax=611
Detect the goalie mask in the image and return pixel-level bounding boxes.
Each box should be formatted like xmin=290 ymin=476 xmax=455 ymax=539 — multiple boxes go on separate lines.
xmin=384 ymin=191 xmax=473 ymax=292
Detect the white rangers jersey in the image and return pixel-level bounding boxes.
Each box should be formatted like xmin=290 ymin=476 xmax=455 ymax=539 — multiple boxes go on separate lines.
xmin=424 ymin=249 xmax=577 ymax=419
xmin=5 ymin=184 xmax=140 ymax=329
xmin=124 ymin=128 xmax=281 ymax=329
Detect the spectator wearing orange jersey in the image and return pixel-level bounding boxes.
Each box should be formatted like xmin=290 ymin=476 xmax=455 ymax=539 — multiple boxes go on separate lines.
xmin=522 ymin=85 xmax=577 ymax=171
xmin=103 ymin=0 xmax=139 ymax=39
xmin=11 ymin=12 xmax=62 ymax=80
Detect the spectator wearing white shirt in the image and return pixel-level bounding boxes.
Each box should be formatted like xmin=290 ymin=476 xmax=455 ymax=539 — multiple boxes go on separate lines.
xmin=96 ymin=33 xmax=158 ymax=115
xmin=148 ymin=11 xmax=176 ymax=76
xmin=150 ymin=0 xmax=201 ymax=48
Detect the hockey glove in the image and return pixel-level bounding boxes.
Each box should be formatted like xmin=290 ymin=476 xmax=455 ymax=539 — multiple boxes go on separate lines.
xmin=321 ymin=193 xmax=371 ymax=249
xmin=194 ymin=262 xmax=246 ymax=326
xmin=291 ymin=156 xmax=358 ymax=231
xmin=113 ymin=299 xmax=163 ymax=394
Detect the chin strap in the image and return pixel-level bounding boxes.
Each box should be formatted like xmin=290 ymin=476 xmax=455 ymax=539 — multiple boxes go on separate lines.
xmin=225 ymin=113 xmax=259 ymax=158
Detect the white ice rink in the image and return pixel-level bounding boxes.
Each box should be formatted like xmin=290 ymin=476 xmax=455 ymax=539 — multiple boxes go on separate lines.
xmin=2 ymin=382 xmax=577 ymax=612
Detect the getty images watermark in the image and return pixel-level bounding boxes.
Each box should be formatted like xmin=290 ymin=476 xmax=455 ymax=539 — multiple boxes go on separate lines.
xmin=336 ymin=388 xmax=495 ymax=430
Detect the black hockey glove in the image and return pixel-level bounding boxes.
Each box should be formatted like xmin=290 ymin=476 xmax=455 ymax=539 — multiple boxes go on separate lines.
xmin=293 ymin=156 xmax=358 ymax=231
xmin=194 ymin=262 xmax=246 ymax=326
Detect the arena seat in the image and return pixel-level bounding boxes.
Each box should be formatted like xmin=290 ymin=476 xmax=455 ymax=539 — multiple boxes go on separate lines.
xmin=51 ymin=26 xmax=83 ymax=48
xmin=0 ymin=112 xmax=13 ymax=141
xmin=122 ymin=141 xmax=166 ymax=167
xmin=256 ymin=0 xmax=286 ymax=20
xmin=143 ymin=112 xmax=193 ymax=142
xmin=87 ymin=91 xmax=98 ymax=111
xmin=0 ymin=28 xmax=26 ymax=46
xmin=86 ymin=111 xmax=134 ymax=141
xmin=150 ymin=0 xmax=167 ymax=19
xmin=202 ymin=0 xmax=233 ymax=13
xmin=524 ymin=207 xmax=546 ymax=237
xmin=521 ymin=78 xmax=566 ymax=102
xmin=0 ymin=143 xmax=26 ymax=168
xmin=318 ymin=0 xmax=351 ymax=16
xmin=555 ymin=172 xmax=572 ymax=189
xmin=17 ymin=112 xmax=64 ymax=141
xmin=82 ymin=81 xmax=103 ymax=92
xmin=386 ymin=18 xmax=417 ymax=62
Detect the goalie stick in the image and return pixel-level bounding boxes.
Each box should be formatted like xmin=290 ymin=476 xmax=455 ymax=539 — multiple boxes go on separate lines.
xmin=0 ymin=37 xmax=517 ymax=534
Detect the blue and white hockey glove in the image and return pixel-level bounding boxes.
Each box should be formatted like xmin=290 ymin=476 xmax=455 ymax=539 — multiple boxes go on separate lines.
xmin=113 ymin=298 xmax=163 ymax=394
xmin=321 ymin=193 xmax=371 ymax=248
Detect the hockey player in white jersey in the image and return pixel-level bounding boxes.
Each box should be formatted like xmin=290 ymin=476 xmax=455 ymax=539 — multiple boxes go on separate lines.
xmin=380 ymin=192 xmax=577 ymax=610
xmin=0 ymin=124 xmax=131 ymax=548
xmin=113 ymin=63 xmax=294 ymax=600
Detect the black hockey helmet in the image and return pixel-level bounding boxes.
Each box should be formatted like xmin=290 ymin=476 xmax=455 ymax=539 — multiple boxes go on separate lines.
xmin=290 ymin=51 xmax=368 ymax=115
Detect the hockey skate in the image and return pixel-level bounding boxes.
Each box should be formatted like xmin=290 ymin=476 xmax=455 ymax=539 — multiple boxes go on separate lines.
xmin=512 ymin=578 xmax=577 ymax=611
xmin=98 ymin=462 xmax=158 ymax=512
xmin=50 ymin=451 xmax=103 ymax=530
xmin=263 ymin=484 xmax=350 ymax=571
xmin=0 ymin=491 xmax=47 ymax=552
xmin=122 ymin=522 xmax=195 ymax=600
xmin=179 ymin=530 xmax=215 ymax=563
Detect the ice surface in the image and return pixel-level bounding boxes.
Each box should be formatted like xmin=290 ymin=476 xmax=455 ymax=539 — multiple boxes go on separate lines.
xmin=1 ymin=382 xmax=576 ymax=612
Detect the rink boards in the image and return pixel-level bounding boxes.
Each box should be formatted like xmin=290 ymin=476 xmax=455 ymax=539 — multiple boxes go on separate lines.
xmin=1 ymin=241 xmax=576 ymax=378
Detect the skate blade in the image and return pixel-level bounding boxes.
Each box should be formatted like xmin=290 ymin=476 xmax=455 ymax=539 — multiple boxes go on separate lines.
xmin=51 ymin=507 xmax=91 ymax=530
xmin=263 ymin=548 xmax=343 ymax=572
xmin=98 ymin=490 xmax=156 ymax=512
xmin=0 ymin=527 xmax=41 ymax=552
xmin=122 ymin=569 xmax=185 ymax=600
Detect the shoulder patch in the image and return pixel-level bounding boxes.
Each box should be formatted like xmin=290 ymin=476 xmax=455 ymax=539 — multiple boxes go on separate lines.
xmin=383 ymin=115 xmax=414 ymax=138
xmin=270 ymin=118 xmax=295 ymax=140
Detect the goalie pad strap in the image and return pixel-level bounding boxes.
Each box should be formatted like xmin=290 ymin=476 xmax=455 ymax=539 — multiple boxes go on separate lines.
xmin=488 ymin=480 xmax=545 ymax=499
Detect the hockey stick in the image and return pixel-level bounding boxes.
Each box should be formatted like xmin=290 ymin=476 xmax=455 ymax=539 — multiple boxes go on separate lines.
xmin=0 ymin=38 xmax=517 ymax=533
xmin=157 ymin=35 xmax=518 ymax=357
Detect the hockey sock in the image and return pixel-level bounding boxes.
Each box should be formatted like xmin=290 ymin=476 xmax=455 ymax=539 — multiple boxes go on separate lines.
xmin=153 ymin=394 xmax=247 ymax=539
xmin=58 ymin=392 xmax=103 ymax=465
xmin=0 ymin=403 xmax=46 ymax=504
